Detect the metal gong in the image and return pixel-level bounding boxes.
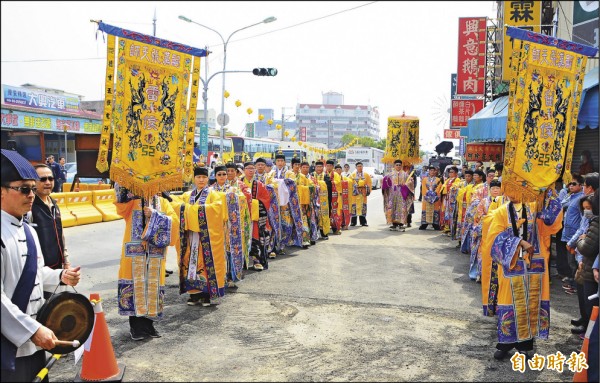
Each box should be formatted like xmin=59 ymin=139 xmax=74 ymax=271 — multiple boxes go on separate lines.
xmin=36 ymin=291 xmax=94 ymax=354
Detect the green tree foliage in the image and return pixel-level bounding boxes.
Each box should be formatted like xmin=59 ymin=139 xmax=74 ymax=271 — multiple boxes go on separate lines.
xmin=341 ymin=134 xmax=357 ymax=145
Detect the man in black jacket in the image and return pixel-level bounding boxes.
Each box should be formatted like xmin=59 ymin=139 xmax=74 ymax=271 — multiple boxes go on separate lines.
xmin=27 ymin=164 xmax=70 ymax=298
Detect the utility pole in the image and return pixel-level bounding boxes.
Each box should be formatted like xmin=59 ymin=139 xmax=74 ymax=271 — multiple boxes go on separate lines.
xmin=152 ymin=8 xmax=157 ymax=37
xmin=281 ymin=107 xmax=285 ymax=141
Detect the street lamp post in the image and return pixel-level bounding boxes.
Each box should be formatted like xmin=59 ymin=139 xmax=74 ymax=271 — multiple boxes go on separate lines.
xmin=63 ymin=124 xmax=68 ymax=161
xmin=179 ymin=15 xmax=276 ymax=161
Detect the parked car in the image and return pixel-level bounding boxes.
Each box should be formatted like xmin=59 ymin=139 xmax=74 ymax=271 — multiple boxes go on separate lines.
xmin=362 ymin=166 xmax=384 ymax=190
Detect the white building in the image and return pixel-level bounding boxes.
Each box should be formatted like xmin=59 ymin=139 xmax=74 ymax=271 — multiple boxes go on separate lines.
xmin=295 ymin=91 xmax=380 ymax=148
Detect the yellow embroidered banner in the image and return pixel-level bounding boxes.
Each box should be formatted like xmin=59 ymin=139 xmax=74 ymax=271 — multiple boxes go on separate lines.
xmin=502 ymin=27 xmax=597 ymax=204
xmin=383 ymin=115 xmax=421 ymax=165
xmin=95 ymin=22 xmax=207 ymax=199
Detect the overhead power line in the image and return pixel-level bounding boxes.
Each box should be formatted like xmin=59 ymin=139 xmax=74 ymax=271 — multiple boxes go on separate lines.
xmin=2 ymin=2 xmax=379 ymax=64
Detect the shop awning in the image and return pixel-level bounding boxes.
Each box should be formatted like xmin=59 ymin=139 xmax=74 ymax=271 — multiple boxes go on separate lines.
xmin=461 ymin=96 xmax=508 ymax=143
xmin=578 ymin=66 xmax=598 ymax=130
xmin=461 ymin=66 xmax=599 ymax=141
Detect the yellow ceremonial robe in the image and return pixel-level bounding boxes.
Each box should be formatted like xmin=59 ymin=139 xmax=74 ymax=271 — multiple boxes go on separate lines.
xmin=171 ymin=189 xmax=227 ymax=300
xmin=481 ymin=200 xmax=562 ymax=343
xmin=116 ymin=196 xmax=178 ymax=319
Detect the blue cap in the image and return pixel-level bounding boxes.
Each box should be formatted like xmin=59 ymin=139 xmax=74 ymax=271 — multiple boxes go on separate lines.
xmin=1 ymin=149 xmax=39 ymax=183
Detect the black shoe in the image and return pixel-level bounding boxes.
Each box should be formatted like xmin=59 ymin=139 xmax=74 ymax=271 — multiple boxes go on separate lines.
xmin=571 ymin=318 xmax=584 ymax=327
xmin=165 ymin=269 xmax=174 ymax=275
xmin=145 ymin=323 xmax=161 ymax=338
xmin=187 ymin=293 xmax=202 ymax=306
xmin=130 ymin=327 xmax=146 ymax=341
xmin=302 ymin=245 xmax=309 ymax=249
xmin=418 ymin=225 xmax=427 ymax=230
xmin=571 ymin=326 xmax=586 ymax=334
xmin=493 ymin=349 xmax=509 ymax=360
xmin=310 ymin=240 xmax=316 ymax=245
xmin=407 ymin=223 xmax=412 ymax=228
xmin=433 ymin=225 xmax=441 ymax=231
xmin=361 ymin=224 xmax=369 ymax=227
xmin=350 ymin=223 xmax=357 ymax=227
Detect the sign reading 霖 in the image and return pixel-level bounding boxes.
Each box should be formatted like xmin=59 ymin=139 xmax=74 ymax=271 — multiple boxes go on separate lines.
xmin=502 ymin=0 xmax=541 ymax=81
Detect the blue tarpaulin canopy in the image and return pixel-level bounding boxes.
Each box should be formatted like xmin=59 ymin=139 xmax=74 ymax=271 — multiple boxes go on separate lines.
xmin=461 ymin=67 xmax=599 ymax=142
xmin=578 ymin=66 xmax=598 ymax=130
xmin=461 ymin=96 xmax=508 ymax=143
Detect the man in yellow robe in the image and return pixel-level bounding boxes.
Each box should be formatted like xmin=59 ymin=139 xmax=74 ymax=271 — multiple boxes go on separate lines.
xmin=481 ymin=189 xmax=563 ymax=360
xmin=455 ymin=170 xmax=474 ymax=243
xmin=325 ymin=159 xmax=344 ymax=233
xmin=288 ymin=158 xmax=312 ymax=247
xmin=114 ymin=185 xmax=179 ymax=340
xmin=335 ymin=164 xmax=353 ymax=230
xmin=210 ymin=165 xmax=250 ymax=288
xmin=170 ymin=166 xmax=227 ymax=307
xmin=350 ymin=162 xmax=372 ymax=227
xmin=312 ymin=160 xmax=331 ymax=239
xmin=419 ymin=166 xmax=442 ymax=230
xmin=301 ymin=161 xmax=320 ymax=243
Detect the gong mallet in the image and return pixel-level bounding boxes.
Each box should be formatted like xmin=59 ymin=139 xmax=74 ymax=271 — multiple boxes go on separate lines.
xmin=54 ymin=340 xmax=81 ymax=347
xmin=32 ymin=340 xmax=81 ymax=382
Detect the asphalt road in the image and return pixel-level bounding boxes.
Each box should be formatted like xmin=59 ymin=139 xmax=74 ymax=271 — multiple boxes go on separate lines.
xmin=50 ymin=188 xmax=584 ymax=382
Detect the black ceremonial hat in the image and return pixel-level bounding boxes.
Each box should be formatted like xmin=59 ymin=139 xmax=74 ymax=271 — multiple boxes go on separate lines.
xmin=1 ymin=149 xmax=39 ymax=183
xmin=194 ymin=166 xmax=209 ymax=177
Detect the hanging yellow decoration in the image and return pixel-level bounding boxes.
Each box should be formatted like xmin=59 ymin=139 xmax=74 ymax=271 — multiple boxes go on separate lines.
xmin=268 ymin=119 xmax=274 ymax=125
xmin=224 ymin=90 xmax=230 ymax=98
xmin=298 ymin=141 xmax=303 ymax=146
xmin=284 ymin=131 xmax=289 ymax=137
xmin=235 ymin=100 xmax=242 ymax=107
xmin=247 ymin=108 xmax=253 ymax=115
xmin=258 ymin=114 xmax=264 ymax=121
xmin=291 ymin=137 xmax=297 ymax=142
xmin=275 ymin=123 xmax=281 ymax=130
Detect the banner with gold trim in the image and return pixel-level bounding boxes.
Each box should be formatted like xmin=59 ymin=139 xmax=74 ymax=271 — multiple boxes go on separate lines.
xmin=502 ymin=27 xmax=598 ymax=204
xmin=95 ymin=22 xmax=206 ymax=199
xmin=383 ymin=114 xmax=421 ymax=165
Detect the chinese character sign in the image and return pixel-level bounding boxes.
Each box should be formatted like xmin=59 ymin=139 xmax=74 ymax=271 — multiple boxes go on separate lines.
xmin=2 ymin=84 xmax=80 ymax=113
xmin=502 ymin=0 xmax=541 ymax=81
xmin=451 ymin=99 xmax=484 ymax=128
xmin=502 ymin=27 xmax=598 ymax=204
xmin=383 ymin=115 xmax=421 ymax=165
xmin=465 ymin=143 xmax=504 ymax=162
xmin=457 ymin=17 xmax=486 ymax=95
xmin=95 ymin=22 xmax=206 ymax=199
xmin=299 ymin=126 xmax=307 ymax=142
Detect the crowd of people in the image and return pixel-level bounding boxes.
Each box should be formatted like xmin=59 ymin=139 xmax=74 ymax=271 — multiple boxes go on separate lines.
xmin=2 ymin=145 xmax=599 ymax=381
xmin=409 ymin=159 xmax=599 ymax=371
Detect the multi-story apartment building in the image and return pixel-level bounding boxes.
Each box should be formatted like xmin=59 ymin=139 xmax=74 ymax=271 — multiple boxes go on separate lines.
xmin=295 ymin=92 xmax=380 ymax=147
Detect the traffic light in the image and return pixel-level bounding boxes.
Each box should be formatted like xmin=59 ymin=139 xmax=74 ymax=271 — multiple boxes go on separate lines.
xmin=253 ymin=68 xmax=278 ymax=76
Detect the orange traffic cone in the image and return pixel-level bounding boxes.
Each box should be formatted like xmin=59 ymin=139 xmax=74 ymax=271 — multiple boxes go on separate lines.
xmin=75 ymin=293 xmax=126 ymax=382
xmin=573 ymin=305 xmax=598 ymax=382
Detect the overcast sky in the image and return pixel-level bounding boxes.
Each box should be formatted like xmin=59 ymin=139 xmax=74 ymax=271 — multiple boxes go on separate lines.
xmin=1 ymin=1 xmax=497 ymax=150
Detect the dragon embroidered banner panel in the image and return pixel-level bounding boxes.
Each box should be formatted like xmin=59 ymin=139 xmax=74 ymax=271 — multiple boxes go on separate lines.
xmin=95 ymin=22 xmax=206 ymax=199
xmin=502 ymin=27 xmax=598 ymax=204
